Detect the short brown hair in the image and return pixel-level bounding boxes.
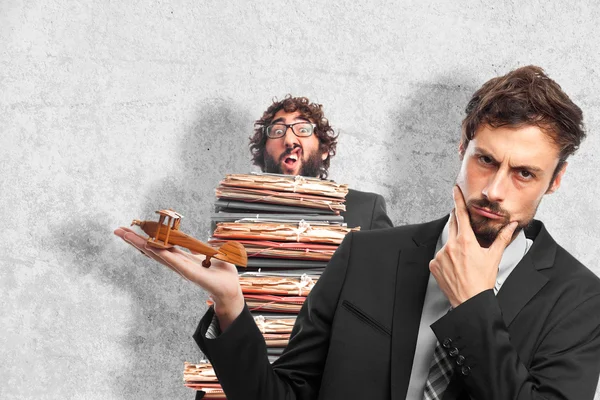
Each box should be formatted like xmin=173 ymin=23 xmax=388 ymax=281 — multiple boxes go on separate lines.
xmin=461 ymin=65 xmax=585 ymax=176
xmin=249 ymin=95 xmax=338 ymax=179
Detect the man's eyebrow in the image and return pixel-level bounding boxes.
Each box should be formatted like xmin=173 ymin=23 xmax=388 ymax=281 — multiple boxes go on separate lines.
xmin=474 ymin=147 xmax=544 ymax=173
xmin=271 ymin=116 xmax=311 ymax=124
xmin=511 ymin=163 xmax=544 ymax=173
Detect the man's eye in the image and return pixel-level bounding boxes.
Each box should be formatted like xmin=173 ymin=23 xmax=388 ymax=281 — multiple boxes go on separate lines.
xmin=518 ymin=170 xmax=534 ymax=179
xmin=274 ymin=129 xmax=284 ymax=135
xmin=479 ymin=155 xmax=493 ymax=164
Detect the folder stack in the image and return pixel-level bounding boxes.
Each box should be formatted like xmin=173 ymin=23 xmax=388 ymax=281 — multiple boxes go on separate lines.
xmin=184 ymin=362 xmax=224 ymax=399
xmin=187 ymin=173 xmax=359 ymax=397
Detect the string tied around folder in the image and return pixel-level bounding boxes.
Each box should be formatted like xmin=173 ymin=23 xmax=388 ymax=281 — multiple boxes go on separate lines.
xmin=292 ymin=220 xmax=311 ymax=242
xmin=254 ymin=315 xmax=266 ymax=333
xmin=293 ymin=273 xmax=315 ymax=296
xmin=292 ymin=175 xmax=306 ymax=192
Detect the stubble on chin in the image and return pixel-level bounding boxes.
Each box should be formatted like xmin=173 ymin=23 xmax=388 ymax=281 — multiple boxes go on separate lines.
xmin=467 ymin=208 xmax=530 ymax=247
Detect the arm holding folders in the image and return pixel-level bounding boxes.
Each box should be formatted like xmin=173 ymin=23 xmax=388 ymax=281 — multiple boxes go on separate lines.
xmin=115 ymin=223 xmax=353 ymax=399
xmin=193 ymin=233 xmax=354 ymax=400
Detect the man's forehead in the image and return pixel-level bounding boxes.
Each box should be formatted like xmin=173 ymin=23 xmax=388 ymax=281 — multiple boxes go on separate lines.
xmin=272 ymin=110 xmax=311 ymax=122
xmin=469 ymin=125 xmax=561 ymax=168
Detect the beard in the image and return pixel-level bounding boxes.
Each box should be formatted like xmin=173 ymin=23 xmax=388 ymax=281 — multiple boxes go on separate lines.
xmin=466 ymin=197 xmax=533 ymax=247
xmin=263 ymin=146 xmax=324 ymax=178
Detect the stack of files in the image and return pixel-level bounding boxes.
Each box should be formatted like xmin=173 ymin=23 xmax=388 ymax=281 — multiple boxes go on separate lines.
xmin=183 ymin=315 xmax=298 ymax=397
xmin=183 ymin=362 xmax=224 ymax=399
xmin=186 ymin=173 xmax=358 ymax=397
xmin=238 ymin=272 xmax=319 ymax=296
xmin=215 ymin=173 xmax=349 ymax=213
xmin=255 ymin=314 xmax=296 ymax=348
xmin=207 ymin=271 xmax=318 ymax=313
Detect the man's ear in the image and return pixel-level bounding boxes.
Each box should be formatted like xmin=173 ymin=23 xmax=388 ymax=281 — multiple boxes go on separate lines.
xmin=321 ymin=151 xmax=329 ymax=161
xmin=546 ymin=162 xmax=567 ymax=194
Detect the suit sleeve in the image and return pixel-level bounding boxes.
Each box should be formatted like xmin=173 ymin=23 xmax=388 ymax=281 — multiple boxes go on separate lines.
xmin=369 ymin=194 xmax=393 ymax=230
xmin=431 ymin=290 xmax=600 ymax=400
xmin=192 ymin=233 xmax=355 ymax=400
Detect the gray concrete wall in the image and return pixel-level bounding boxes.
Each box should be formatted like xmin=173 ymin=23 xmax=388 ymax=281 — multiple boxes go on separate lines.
xmin=2 ymin=1 xmax=599 ymax=398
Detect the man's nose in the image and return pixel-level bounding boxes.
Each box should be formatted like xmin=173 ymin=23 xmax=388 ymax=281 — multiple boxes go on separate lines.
xmin=482 ymin=172 xmax=508 ymax=202
xmin=283 ymin=126 xmax=300 ymax=148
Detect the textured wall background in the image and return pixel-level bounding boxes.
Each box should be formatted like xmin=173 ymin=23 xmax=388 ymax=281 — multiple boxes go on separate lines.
xmin=2 ymin=0 xmax=599 ymax=399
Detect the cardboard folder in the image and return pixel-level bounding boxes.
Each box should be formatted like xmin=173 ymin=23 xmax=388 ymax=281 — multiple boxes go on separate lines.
xmin=213 ymin=222 xmax=358 ymax=244
xmin=245 ymin=258 xmax=328 ymax=269
xmin=206 ymin=294 xmax=306 ymax=313
xmin=210 ymin=211 xmax=345 ymax=224
xmin=211 ymin=239 xmax=338 ymax=261
xmin=239 ymin=274 xmax=318 ymax=296
xmin=220 ymin=173 xmax=349 ymax=198
xmin=214 ymin=199 xmax=338 ymax=215
xmin=215 ymin=186 xmax=346 ymax=213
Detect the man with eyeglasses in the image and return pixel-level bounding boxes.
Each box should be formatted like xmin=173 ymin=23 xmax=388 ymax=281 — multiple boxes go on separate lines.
xmin=247 ymin=95 xmax=393 ymax=230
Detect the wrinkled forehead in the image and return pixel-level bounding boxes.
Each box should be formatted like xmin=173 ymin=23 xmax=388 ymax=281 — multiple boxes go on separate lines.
xmin=469 ymin=125 xmax=561 ymax=169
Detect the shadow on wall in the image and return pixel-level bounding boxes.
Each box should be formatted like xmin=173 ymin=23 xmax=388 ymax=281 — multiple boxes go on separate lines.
xmin=382 ymin=75 xmax=477 ymax=226
xmin=51 ymin=98 xmax=254 ymax=399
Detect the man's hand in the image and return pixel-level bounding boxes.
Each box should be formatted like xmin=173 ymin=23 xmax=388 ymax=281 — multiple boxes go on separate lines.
xmin=429 ymin=186 xmax=518 ymax=307
xmin=113 ymin=227 xmax=244 ymax=330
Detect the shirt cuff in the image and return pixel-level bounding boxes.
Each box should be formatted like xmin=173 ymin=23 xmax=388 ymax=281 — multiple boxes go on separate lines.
xmin=205 ymin=314 xmax=222 ymax=339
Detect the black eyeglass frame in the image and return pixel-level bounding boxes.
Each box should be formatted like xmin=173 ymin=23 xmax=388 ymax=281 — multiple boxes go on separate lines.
xmin=263 ymin=122 xmax=317 ymax=139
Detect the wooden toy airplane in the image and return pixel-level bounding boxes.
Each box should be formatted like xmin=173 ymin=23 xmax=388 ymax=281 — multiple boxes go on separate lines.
xmin=131 ymin=209 xmax=247 ymax=268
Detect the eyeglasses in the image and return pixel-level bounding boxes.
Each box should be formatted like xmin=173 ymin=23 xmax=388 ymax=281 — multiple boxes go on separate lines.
xmin=264 ymin=122 xmax=316 ymax=139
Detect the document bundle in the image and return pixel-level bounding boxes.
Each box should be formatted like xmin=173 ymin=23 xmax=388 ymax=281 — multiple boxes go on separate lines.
xmin=185 ymin=173 xmax=359 ymax=397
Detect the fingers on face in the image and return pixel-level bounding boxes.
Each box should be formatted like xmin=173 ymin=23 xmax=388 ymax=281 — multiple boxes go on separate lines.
xmin=452 ymin=186 xmax=470 ymax=227
xmin=448 ymin=209 xmax=458 ymax=238
xmin=491 ymin=221 xmax=519 ymax=253
xmin=452 ymin=186 xmax=477 ymax=240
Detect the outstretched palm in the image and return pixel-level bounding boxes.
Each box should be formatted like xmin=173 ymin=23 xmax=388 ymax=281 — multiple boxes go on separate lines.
xmin=114 ymin=227 xmax=244 ymax=327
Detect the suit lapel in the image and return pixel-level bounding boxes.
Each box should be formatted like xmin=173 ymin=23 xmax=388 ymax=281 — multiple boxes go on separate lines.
xmin=496 ymin=220 xmax=555 ymax=326
xmin=390 ymin=216 xmax=448 ymax=400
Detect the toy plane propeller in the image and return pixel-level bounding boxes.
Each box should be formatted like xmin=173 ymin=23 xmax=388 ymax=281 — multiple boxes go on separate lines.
xmin=131 ymin=209 xmax=247 ymax=268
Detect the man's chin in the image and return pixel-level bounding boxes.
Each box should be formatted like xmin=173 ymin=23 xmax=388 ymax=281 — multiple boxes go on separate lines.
xmin=470 ymin=217 xmax=505 ymax=246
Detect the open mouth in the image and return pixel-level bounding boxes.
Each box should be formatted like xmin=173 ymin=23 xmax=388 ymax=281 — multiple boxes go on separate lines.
xmin=284 ymin=153 xmax=298 ymax=168
xmin=282 ymin=148 xmax=301 ymax=169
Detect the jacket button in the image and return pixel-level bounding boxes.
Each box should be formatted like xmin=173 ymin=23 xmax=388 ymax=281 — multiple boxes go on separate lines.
xmin=456 ymin=355 xmax=465 ymax=366
xmin=442 ymin=338 xmax=452 ymax=348
xmin=449 ymin=347 xmax=459 ymax=357
xmin=461 ymin=365 xmax=471 ymax=376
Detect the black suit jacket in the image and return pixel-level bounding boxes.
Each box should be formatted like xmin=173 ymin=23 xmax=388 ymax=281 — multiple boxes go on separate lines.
xmin=194 ymin=216 xmax=600 ymax=399
xmin=341 ymin=188 xmax=393 ymax=230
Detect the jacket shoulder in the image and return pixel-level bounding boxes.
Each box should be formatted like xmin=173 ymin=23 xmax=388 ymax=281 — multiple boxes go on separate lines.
xmin=551 ymin=244 xmax=600 ymax=294
xmin=346 ymin=188 xmax=383 ymax=202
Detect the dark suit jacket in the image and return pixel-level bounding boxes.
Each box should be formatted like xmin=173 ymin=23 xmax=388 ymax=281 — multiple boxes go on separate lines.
xmin=194 ymin=216 xmax=600 ymax=399
xmin=341 ymin=188 xmax=393 ymax=230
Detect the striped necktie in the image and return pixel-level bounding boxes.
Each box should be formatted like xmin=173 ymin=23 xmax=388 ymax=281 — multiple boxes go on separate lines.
xmin=423 ymin=338 xmax=457 ymax=400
